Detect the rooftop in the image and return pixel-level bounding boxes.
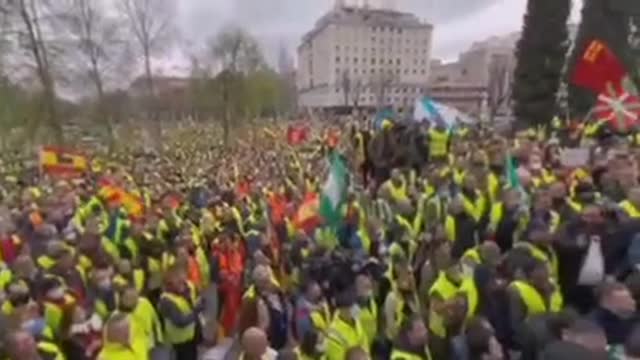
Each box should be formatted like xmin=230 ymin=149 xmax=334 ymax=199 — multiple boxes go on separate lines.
xmin=300 ymin=6 xmax=432 ymax=46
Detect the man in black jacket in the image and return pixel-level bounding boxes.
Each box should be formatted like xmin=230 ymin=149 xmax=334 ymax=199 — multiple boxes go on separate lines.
xmin=589 ymin=281 xmax=637 ymax=345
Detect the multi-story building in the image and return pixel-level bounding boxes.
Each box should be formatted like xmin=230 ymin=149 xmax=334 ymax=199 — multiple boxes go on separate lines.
xmin=297 ymin=0 xmax=433 ymax=111
xmin=429 ymin=24 xmax=578 ymax=117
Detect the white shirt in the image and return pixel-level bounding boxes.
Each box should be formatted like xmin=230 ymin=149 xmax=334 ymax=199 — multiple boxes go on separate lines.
xmin=577 ymin=237 xmax=605 ymax=286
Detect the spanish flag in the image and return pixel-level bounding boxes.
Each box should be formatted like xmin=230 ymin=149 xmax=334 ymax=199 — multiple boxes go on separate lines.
xmin=39 ymin=146 xmax=88 ymax=177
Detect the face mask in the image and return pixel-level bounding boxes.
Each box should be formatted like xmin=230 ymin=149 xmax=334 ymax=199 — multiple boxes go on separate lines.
xmin=350 ymin=304 xmax=360 ymax=319
xmin=48 ymin=287 xmax=65 ymax=300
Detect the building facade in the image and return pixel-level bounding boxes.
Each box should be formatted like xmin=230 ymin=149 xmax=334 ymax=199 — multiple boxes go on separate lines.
xmin=297 ymin=1 xmax=433 ymax=111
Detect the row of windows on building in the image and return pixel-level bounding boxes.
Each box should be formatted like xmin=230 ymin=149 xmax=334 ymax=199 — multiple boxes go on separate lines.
xmin=335 ymin=45 xmax=428 ymax=54
xmin=348 ymin=96 xmax=418 ymax=105
xmin=335 ymin=67 xmax=427 ymax=75
xmin=334 ymin=86 xmax=426 ymax=94
xmin=335 ymin=56 xmax=427 ymax=65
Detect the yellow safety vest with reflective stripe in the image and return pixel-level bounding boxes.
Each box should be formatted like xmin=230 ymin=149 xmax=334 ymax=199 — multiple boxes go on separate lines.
xmin=445 ymin=215 xmax=456 ymax=243
xmin=391 ymin=348 xmax=432 ymax=360
xmin=620 ymin=200 xmax=640 ymax=218
xmin=510 ymin=280 xmax=562 ymax=317
xmin=97 ymin=342 xmax=146 ymax=360
xmin=114 ymin=269 xmax=146 ymax=294
xmin=112 ymin=296 xmax=163 ymax=350
xmin=459 ymin=277 xmax=478 ymax=320
xmin=428 ymin=272 xmax=459 ymax=338
xmin=385 ymin=181 xmax=408 ymax=203
xmin=429 ymin=129 xmax=449 ymax=158
xmin=461 ymin=191 xmax=486 ymax=222
xmin=326 ymin=315 xmax=369 ymax=360
xmin=310 ymin=302 xmax=332 ymax=334
xmin=359 ymin=298 xmax=378 ymax=346
xmin=487 ymin=172 xmax=500 ymax=205
xmin=514 ymin=242 xmax=559 ymax=281
xmin=160 ymin=282 xmax=198 ymax=345
xmin=37 ymin=340 xmax=65 ymax=360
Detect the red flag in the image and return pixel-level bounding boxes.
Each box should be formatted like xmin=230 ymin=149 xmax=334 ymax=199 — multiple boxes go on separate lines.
xmin=572 ymin=39 xmax=627 ymax=94
xmin=287 ymin=125 xmax=308 ymax=145
xmin=293 ymin=192 xmax=320 ymax=234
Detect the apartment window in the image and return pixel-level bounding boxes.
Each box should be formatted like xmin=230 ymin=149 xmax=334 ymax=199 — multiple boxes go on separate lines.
xmin=370 ymin=96 xmax=374 ymax=101
xmin=421 ymin=60 xmax=426 ymax=65
xmin=371 ymin=69 xmax=376 ymax=74
xmin=371 ymin=58 xmax=376 ymax=65
xmin=398 ymin=29 xmax=403 ymax=34
xmin=336 ymin=45 xmax=340 ymax=50
xmin=421 ymin=69 xmax=426 ymax=74
xmin=372 ymin=36 xmax=376 ymax=42
xmin=336 ymin=56 xmax=341 ymax=63
xmin=396 ymin=68 xmax=400 ymax=74
xmin=396 ymin=58 xmax=401 ymax=65
xmin=354 ymin=69 xmax=359 ymax=74
xmin=353 ymin=57 xmax=358 ymax=63
xmin=413 ymin=59 xmax=418 ymax=65
xmin=372 ymin=27 xmax=377 ymax=32
xmin=413 ymin=69 xmax=417 ymax=74
xmin=336 ymin=68 xmax=340 ymax=73
xmin=404 ymin=69 xmax=409 ymax=74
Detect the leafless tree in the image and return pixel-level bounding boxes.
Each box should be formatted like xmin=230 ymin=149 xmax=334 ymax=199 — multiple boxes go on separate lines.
xmin=4 ymin=0 xmax=63 ymax=141
xmin=119 ymin=0 xmax=173 ymax=102
xmin=487 ymin=54 xmax=511 ymax=122
xmin=65 ymin=0 xmax=131 ymax=144
xmin=371 ymin=70 xmax=396 ymax=110
xmin=210 ymin=25 xmax=264 ymax=145
xmin=341 ymin=70 xmax=351 ymax=106
xmin=351 ymin=78 xmax=364 ymax=108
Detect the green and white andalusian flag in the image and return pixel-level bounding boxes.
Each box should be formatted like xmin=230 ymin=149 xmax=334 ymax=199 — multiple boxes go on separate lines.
xmin=319 ymin=152 xmax=349 ymax=228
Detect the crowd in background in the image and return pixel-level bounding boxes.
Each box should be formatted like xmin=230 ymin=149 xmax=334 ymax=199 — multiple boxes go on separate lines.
xmin=1 ymin=118 xmax=640 ymax=360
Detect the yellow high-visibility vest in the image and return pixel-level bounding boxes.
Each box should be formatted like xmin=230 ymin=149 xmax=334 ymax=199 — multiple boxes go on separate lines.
xmin=160 ymin=282 xmax=198 ymax=345
xmin=429 ymin=129 xmax=449 ymax=158
xmin=428 ymin=271 xmax=459 ymax=338
xmin=510 ymin=280 xmax=562 ymax=317
xmin=325 ymin=315 xmax=368 ymax=360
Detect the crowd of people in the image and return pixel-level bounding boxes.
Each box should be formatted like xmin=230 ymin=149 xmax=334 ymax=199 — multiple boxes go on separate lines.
xmin=1 ymin=118 xmax=640 ymax=360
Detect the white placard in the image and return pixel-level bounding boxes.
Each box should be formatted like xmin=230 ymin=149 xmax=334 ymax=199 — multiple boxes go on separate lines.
xmin=559 ymin=147 xmax=590 ymax=167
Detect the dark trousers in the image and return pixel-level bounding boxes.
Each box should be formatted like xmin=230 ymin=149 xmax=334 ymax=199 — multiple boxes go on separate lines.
xmin=173 ymin=340 xmax=197 ymax=360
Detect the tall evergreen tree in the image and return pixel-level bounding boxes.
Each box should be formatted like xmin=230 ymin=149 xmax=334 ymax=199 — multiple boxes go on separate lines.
xmin=567 ymin=0 xmax=639 ymax=117
xmin=512 ymin=0 xmax=571 ymax=130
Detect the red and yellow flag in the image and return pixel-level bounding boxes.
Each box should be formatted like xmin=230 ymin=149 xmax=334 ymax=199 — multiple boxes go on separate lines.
xmin=39 ymin=146 xmax=88 ymax=178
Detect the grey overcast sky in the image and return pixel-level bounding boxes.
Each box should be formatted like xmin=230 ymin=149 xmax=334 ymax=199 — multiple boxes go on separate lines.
xmin=167 ymin=0 xmax=583 ymax=73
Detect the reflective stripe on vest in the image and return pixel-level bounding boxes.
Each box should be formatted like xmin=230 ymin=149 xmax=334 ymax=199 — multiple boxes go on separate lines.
xmin=620 ymin=200 xmax=640 ymax=218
